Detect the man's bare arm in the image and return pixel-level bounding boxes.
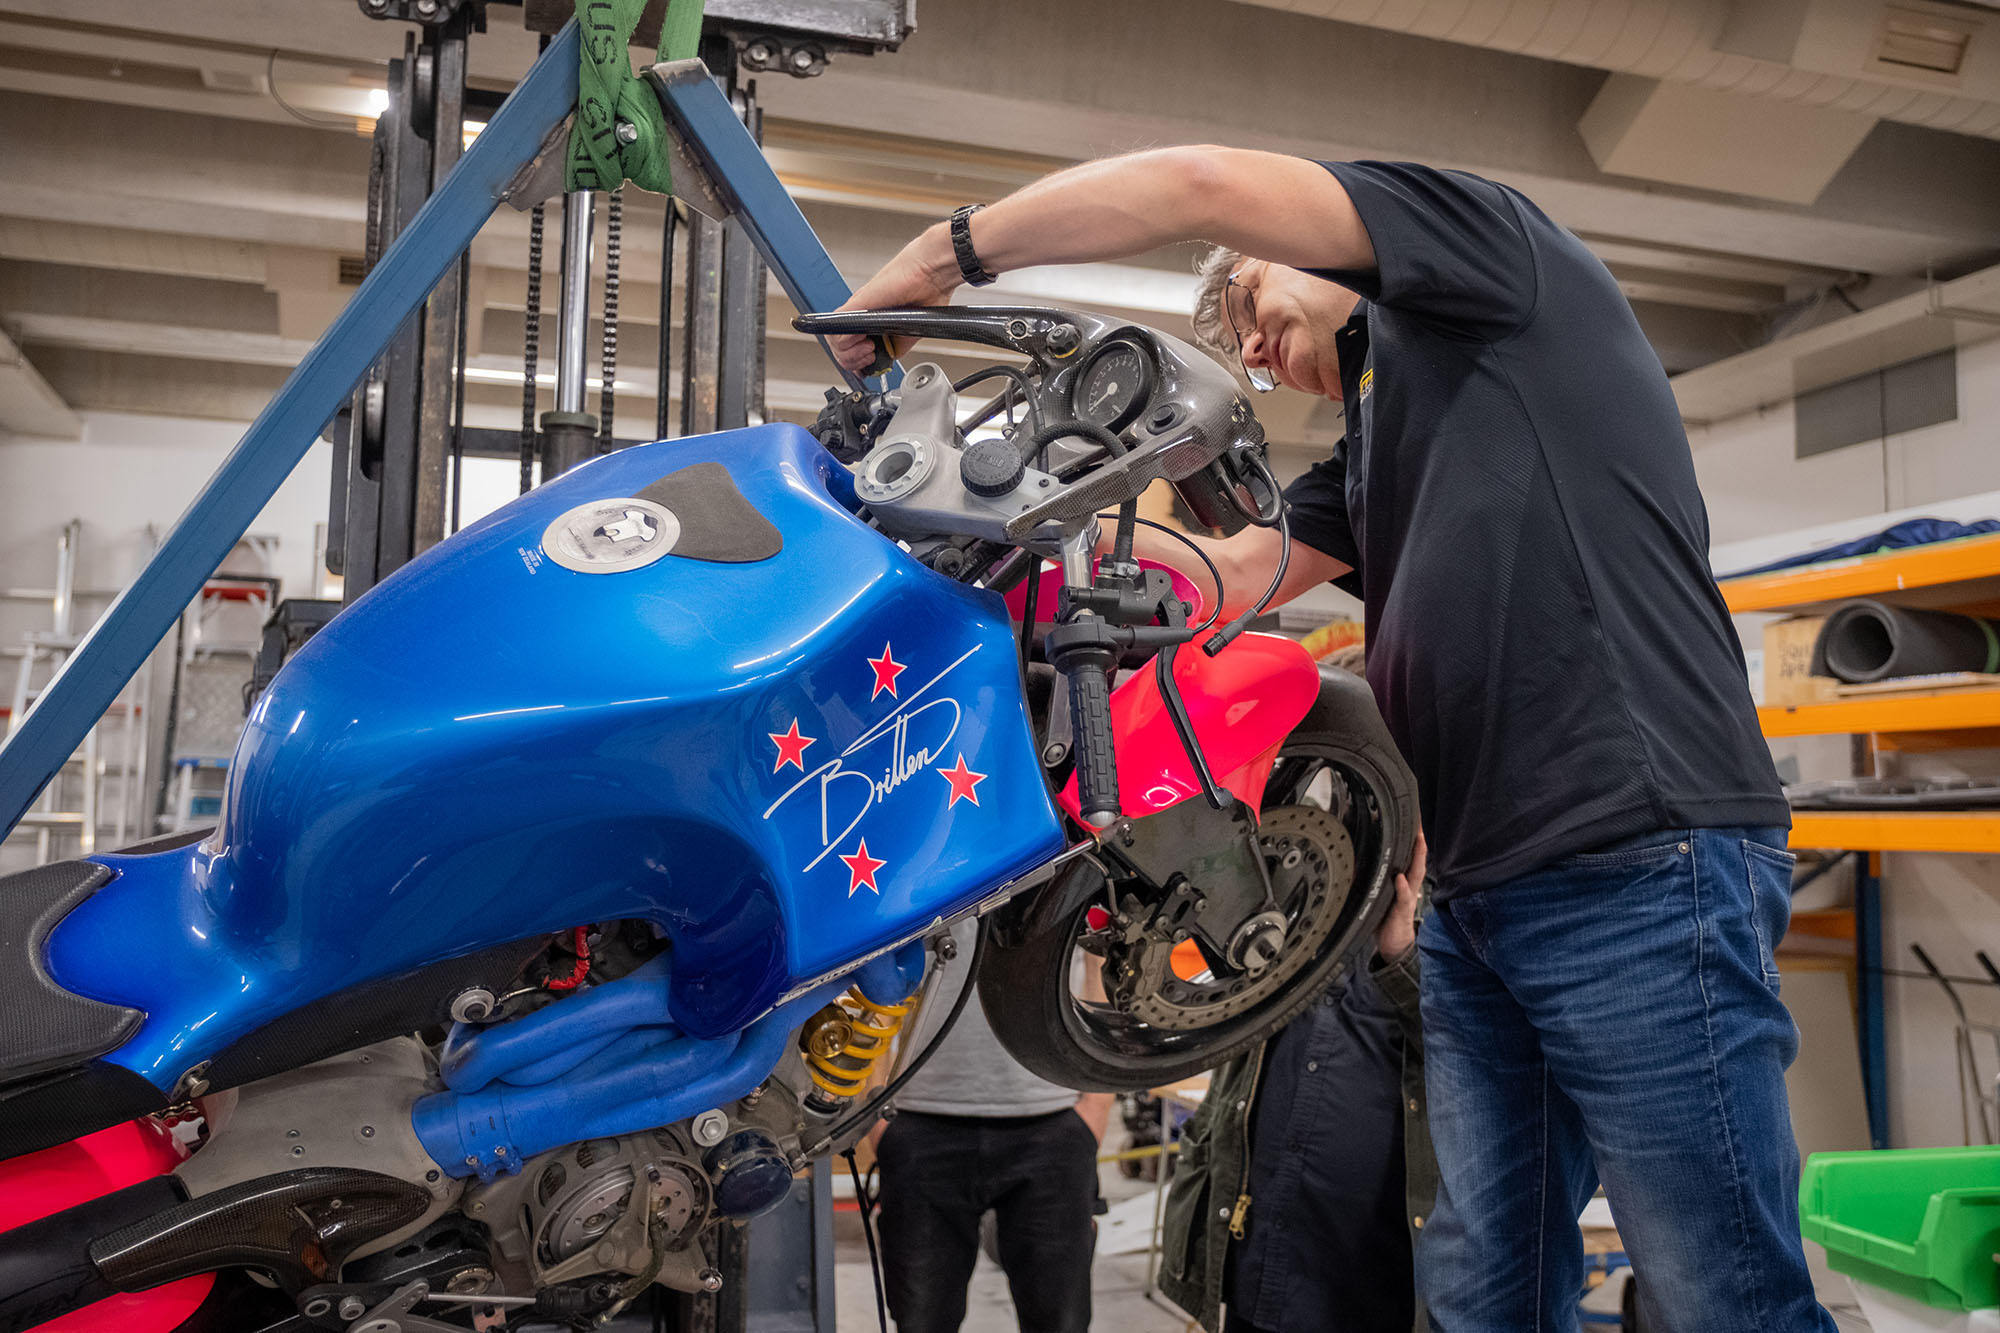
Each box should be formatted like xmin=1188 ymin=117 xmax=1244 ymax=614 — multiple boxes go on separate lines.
xmin=832 ymin=147 xmax=1374 ymax=371
xmin=1116 ymin=521 xmax=1349 ymax=624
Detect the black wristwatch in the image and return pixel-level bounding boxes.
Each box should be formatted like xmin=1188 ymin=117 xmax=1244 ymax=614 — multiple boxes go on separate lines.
xmin=949 ymin=204 xmax=998 ymax=287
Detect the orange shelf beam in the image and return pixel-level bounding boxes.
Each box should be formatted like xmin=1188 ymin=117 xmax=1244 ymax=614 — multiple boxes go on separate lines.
xmin=1788 ymin=811 xmax=2000 ymax=854
xmin=1720 ymin=533 xmax=2000 ymax=614
xmin=1759 ymin=688 xmax=2000 ymax=737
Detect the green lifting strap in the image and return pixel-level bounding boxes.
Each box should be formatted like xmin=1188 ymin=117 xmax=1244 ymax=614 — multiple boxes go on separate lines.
xmin=568 ymin=0 xmax=706 ymax=195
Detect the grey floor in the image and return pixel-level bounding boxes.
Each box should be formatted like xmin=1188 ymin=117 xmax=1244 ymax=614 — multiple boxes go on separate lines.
xmin=828 ymin=1139 xmax=1873 ymax=1333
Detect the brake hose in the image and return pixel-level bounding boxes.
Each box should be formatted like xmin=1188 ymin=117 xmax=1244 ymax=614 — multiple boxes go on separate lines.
xmin=1024 ymin=417 xmax=1125 ymax=467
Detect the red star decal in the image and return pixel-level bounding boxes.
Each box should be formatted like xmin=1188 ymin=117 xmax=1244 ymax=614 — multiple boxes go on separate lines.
xmin=938 ymin=753 xmax=987 ymax=808
xmin=867 ymin=643 xmax=906 ymax=700
xmin=769 ymin=720 xmax=815 ymax=773
xmin=839 ymin=839 xmax=886 ymax=897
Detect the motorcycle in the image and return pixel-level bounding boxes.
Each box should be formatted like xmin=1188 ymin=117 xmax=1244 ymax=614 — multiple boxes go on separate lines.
xmin=0 ymin=304 xmax=1416 ymax=1331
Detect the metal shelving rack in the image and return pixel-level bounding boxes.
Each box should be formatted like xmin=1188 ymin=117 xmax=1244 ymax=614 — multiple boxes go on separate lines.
xmin=1718 ymin=535 xmax=2000 ymax=1148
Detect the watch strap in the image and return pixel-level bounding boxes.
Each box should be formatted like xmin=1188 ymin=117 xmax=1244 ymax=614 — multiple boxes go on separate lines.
xmin=950 ymin=204 xmax=997 ymax=287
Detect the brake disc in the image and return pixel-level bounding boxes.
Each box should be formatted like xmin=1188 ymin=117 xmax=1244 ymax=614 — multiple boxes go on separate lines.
xmin=1119 ymin=805 xmax=1354 ymax=1030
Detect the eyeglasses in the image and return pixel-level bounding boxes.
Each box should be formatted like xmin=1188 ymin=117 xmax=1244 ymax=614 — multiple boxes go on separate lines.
xmin=1224 ymin=270 xmax=1277 ymax=393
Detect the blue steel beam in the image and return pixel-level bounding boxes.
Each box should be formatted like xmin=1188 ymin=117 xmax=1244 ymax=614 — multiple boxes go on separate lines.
xmin=0 ymin=25 xmax=583 ymax=837
xmin=643 ymin=59 xmax=898 ymax=388
xmin=645 ymin=60 xmax=852 ymax=318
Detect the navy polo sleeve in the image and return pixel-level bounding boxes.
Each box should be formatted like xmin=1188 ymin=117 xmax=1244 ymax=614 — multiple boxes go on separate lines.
xmin=1309 ymin=161 xmax=1537 ymax=337
xmin=1282 ymin=445 xmax=1363 ymax=598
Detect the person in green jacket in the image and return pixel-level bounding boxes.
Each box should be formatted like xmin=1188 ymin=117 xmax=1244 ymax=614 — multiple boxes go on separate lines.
xmin=1158 ymin=650 xmax=1435 ymax=1333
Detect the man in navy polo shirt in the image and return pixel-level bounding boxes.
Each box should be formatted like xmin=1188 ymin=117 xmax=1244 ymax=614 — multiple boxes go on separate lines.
xmin=832 ymin=150 xmax=1833 ymax=1333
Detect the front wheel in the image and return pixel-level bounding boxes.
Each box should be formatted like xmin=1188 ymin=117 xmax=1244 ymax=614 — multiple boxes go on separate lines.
xmin=979 ymin=668 xmax=1419 ymax=1091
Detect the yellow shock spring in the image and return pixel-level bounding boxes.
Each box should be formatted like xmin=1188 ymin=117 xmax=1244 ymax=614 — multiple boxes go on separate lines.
xmin=800 ymin=987 xmax=913 ymax=1099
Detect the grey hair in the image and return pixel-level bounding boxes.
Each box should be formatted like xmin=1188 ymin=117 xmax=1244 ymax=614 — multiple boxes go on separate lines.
xmin=1191 ymin=245 xmax=1245 ymax=359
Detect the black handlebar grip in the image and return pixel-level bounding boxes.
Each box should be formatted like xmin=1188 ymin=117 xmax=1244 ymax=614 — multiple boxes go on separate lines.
xmin=1066 ymin=655 xmax=1121 ymax=830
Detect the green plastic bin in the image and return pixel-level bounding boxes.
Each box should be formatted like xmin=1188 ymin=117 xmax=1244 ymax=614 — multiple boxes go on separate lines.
xmin=1800 ymin=1146 xmax=2000 ymax=1312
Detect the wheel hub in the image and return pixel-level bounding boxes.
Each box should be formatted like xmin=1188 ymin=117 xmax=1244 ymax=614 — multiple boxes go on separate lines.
xmin=1114 ymin=805 xmax=1354 ymax=1030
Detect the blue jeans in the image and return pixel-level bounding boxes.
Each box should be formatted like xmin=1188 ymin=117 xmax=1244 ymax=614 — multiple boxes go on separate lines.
xmin=1416 ymin=827 xmax=1836 ymax=1333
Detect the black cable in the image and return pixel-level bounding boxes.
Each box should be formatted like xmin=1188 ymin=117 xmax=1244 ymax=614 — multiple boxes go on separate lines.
xmin=1156 ymin=642 xmax=1223 ymax=807
xmin=954 ymin=365 xmax=1044 ymax=438
xmin=599 ymin=187 xmax=622 ymax=454
xmin=816 ymin=927 xmax=988 ymax=1152
xmin=1204 ymin=455 xmax=1290 ymax=655
xmin=1112 ymin=500 xmax=1137 ymax=567
xmin=844 ymin=1149 xmax=890 ymax=1333
xmin=1019 ymin=556 xmax=1043 ymax=676
xmin=266 ymin=51 xmax=356 ymax=129
xmin=521 ymin=203 xmax=544 ymax=495
xmin=449 ymin=251 xmax=470 ymax=534
xmin=1094 ymin=514 xmax=1226 ymax=637
xmin=1028 ymin=417 xmax=1124 ymax=468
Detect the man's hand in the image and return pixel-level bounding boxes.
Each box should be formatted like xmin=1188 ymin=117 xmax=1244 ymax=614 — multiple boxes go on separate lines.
xmin=1374 ymin=828 xmax=1426 ymax=961
xmin=829 ymin=226 xmax=957 ymax=374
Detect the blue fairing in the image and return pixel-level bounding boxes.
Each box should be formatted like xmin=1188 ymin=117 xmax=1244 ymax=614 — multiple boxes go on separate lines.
xmin=45 ymin=424 xmax=1064 ymax=1093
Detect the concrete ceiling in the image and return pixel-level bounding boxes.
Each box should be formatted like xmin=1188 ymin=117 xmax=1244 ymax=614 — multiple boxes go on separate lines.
xmin=2 ymin=0 xmax=1999 ymax=469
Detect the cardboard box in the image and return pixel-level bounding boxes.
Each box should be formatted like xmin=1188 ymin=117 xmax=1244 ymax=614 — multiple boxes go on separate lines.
xmin=1763 ymin=615 xmax=1838 ymax=707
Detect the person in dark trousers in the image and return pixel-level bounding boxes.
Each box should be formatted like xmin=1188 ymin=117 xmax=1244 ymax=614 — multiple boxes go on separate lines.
xmin=833 ymin=150 xmax=1831 ymax=1333
xmin=871 ymin=919 xmax=1112 ymax=1333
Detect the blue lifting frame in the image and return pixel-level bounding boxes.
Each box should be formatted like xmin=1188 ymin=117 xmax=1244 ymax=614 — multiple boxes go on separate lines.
xmin=0 ymin=27 xmax=873 ymax=838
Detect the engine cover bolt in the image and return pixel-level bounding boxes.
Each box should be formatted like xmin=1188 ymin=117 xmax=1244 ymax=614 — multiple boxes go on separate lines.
xmin=449 ymin=988 xmax=496 ymax=1024
xmin=698 ymin=1267 xmax=725 ymax=1292
xmin=691 ymin=1110 xmax=728 ymax=1146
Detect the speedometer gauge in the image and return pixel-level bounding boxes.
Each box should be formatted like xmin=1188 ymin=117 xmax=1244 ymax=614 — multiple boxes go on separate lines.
xmin=1074 ymin=338 xmax=1155 ymax=432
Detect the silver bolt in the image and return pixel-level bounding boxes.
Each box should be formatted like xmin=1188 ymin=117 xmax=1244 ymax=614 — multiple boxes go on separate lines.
xmin=691 ymin=1110 xmax=728 ymax=1146
xmin=304 ymin=1298 xmax=332 ymax=1317
xmin=414 ymin=0 xmax=438 ymax=14
xmin=360 ymin=1125 xmax=375 ymax=1138
xmin=698 ymin=1267 xmax=725 ymax=1293
xmin=290 ymin=1145 xmax=305 ymax=1157
xmin=936 ymin=935 xmax=959 ymax=963
xmin=464 ymin=1155 xmax=480 ymax=1169
xmin=615 ymin=120 xmax=639 ymax=145
xmin=493 ymin=1146 xmax=508 ymax=1158
xmin=338 ymin=1297 xmax=366 ymax=1321
xmin=450 ymin=987 xmax=496 ymax=1024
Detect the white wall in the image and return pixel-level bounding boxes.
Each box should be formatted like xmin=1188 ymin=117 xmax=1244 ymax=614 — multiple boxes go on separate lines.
xmin=1692 ymin=338 xmax=2000 ymax=552
xmin=0 ymin=412 xmax=332 ymax=632
xmin=1690 ymin=341 xmax=2000 ymax=1150
xmin=0 ymin=412 xmax=331 ymax=868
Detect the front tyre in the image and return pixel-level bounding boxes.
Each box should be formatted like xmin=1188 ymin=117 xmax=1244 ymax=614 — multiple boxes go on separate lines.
xmin=979 ymin=668 xmax=1418 ymax=1091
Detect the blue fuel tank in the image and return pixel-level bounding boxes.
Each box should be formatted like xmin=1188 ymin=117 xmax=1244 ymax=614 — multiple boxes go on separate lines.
xmin=49 ymin=425 xmax=1065 ymax=1091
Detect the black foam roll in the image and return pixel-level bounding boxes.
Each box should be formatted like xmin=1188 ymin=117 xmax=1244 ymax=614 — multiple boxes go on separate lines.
xmin=1813 ymin=599 xmax=2000 ymax=684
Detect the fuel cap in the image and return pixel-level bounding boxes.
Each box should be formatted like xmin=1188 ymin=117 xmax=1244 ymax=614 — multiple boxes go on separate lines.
xmin=960 ymin=438 xmax=1025 ymax=498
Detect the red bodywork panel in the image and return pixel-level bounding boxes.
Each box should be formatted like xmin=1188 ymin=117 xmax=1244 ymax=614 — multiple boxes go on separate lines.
xmin=1058 ymin=631 xmax=1321 ymax=822
xmin=0 ymin=1119 xmax=213 ymax=1331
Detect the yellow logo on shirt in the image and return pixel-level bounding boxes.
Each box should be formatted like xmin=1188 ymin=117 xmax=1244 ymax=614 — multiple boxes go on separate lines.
xmin=1357 ymin=368 xmax=1374 ymax=402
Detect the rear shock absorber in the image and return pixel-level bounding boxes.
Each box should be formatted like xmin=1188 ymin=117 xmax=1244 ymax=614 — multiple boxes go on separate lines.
xmin=798 ymin=988 xmax=914 ymax=1115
